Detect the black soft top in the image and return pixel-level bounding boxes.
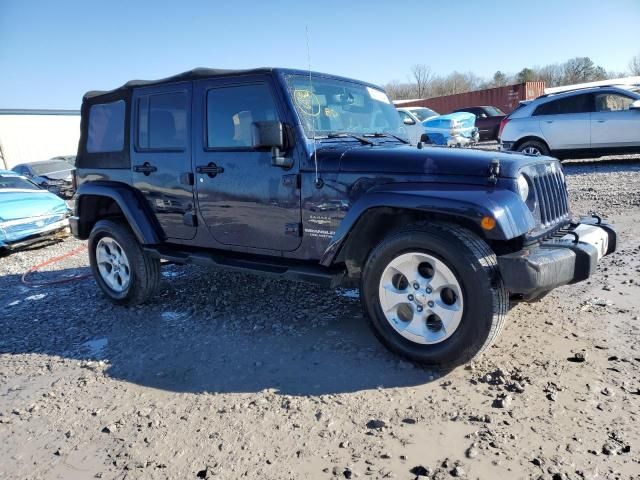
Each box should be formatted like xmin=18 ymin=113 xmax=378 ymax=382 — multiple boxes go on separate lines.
xmin=84 ymin=67 xmax=274 ymax=100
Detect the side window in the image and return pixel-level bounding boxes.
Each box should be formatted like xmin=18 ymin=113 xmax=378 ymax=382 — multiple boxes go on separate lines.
xmin=87 ymin=100 xmax=125 ymax=153
xmin=206 ymin=83 xmax=279 ymax=149
xmin=595 ymin=93 xmax=634 ymax=112
xmin=534 ymin=94 xmax=592 ymax=116
xmin=137 ymin=92 xmax=187 ymax=150
xmin=398 ymin=111 xmax=414 ymax=124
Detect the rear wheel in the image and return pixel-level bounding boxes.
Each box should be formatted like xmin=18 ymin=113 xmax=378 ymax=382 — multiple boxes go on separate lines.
xmin=88 ymin=219 xmax=160 ymax=305
xmin=360 ymin=222 xmax=508 ymax=369
xmin=517 ymin=139 xmax=549 ymax=156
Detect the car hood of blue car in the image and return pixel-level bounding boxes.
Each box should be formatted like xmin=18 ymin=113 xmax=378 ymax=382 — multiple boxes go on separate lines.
xmin=0 ymin=189 xmax=69 ymax=221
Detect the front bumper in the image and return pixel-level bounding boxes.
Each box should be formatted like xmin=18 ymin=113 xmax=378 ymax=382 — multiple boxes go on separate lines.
xmin=0 ymin=217 xmax=69 ymax=249
xmin=497 ymin=217 xmax=616 ymax=299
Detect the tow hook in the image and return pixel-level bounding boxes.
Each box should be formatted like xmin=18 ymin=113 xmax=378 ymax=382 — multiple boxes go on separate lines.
xmin=488 ymin=159 xmax=500 ymax=185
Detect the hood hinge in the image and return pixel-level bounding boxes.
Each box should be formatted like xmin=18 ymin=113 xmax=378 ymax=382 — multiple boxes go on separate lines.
xmin=488 ymin=159 xmax=500 ymax=185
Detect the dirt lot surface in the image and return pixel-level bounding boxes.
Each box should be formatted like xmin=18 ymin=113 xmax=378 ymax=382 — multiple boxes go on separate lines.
xmin=1 ymin=158 xmax=639 ymax=480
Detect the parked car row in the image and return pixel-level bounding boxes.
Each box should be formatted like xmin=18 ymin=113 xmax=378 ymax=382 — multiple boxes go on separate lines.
xmin=11 ymin=157 xmax=76 ymax=198
xmin=396 ymin=84 xmax=640 ymax=160
xmin=499 ymin=85 xmax=640 ymax=159
xmin=397 ymin=107 xmax=480 ymax=147
xmin=0 ymin=169 xmax=71 ymax=253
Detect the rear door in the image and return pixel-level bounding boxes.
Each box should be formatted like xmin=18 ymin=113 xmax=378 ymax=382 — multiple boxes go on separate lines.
xmin=591 ymin=91 xmax=640 ymax=148
xmin=192 ymin=75 xmax=302 ymax=251
xmin=535 ymin=93 xmax=593 ymax=150
xmin=131 ymin=83 xmax=196 ymax=240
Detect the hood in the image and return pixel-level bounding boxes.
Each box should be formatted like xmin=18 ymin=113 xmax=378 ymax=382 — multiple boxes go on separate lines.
xmin=0 ymin=190 xmax=68 ymax=221
xmin=325 ymin=143 xmax=554 ymax=178
xmin=40 ymin=170 xmax=73 ymax=181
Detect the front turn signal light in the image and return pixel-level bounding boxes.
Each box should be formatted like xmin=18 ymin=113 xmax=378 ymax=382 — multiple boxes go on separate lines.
xmin=481 ymin=216 xmax=496 ymax=230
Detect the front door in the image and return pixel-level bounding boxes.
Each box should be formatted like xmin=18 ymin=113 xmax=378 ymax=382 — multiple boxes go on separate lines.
xmin=193 ymin=76 xmax=302 ymax=251
xmin=131 ymin=83 xmax=196 ymax=240
xmin=591 ymin=92 xmax=640 ymax=148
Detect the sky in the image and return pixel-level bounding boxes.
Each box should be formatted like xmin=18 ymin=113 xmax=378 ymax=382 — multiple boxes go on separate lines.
xmin=1 ymin=0 xmax=639 ymax=109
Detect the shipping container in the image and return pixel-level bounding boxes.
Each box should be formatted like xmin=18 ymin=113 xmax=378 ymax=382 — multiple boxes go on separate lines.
xmin=393 ymin=82 xmax=545 ymax=114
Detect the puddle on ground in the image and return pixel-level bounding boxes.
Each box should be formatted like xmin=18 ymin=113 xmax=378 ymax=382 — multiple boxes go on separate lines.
xmin=161 ymin=311 xmax=190 ymax=323
xmin=336 ymin=288 xmax=359 ymax=299
xmin=80 ymin=337 xmax=108 ymax=358
xmin=25 ymin=293 xmax=47 ymax=301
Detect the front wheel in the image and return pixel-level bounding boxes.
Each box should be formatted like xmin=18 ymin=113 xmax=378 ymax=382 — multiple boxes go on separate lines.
xmin=88 ymin=219 xmax=160 ymax=305
xmin=517 ymin=139 xmax=549 ymax=156
xmin=360 ymin=222 xmax=508 ymax=369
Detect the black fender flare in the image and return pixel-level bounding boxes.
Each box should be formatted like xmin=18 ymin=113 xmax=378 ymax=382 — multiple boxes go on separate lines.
xmin=320 ymin=183 xmax=535 ymax=266
xmin=73 ymin=182 xmax=163 ymax=244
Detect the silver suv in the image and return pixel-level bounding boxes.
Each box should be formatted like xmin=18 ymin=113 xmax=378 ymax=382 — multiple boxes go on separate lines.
xmin=499 ymin=86 xmax=640 ymax=159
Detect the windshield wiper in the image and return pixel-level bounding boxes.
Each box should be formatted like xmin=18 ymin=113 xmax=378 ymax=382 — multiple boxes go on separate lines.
xmin=325 ymin=132 xmax=374 ymax=146
xmin=364 ymin=132 xmax=410 ymax=144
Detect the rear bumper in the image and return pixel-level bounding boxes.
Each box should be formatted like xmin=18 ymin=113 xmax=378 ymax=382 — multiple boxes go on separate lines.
xmin=497 ymin=217 xmax=616 ymax=299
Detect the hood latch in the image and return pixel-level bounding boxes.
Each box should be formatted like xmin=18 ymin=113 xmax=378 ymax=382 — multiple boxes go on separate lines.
xmin=488 ymin=159 xmax=500 ymax=185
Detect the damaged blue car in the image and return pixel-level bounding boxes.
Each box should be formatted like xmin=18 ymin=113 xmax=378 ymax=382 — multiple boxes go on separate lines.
xmin=0 ymin=170 xmax=70 ymax=251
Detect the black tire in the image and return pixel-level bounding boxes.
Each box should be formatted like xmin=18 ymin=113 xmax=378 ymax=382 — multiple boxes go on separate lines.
xmin=88 ymin=219 xmax=160 ymax=305
xmin=360 ymin=222 xmax=508 ymax=369
xmin=517 ymin=139 xmax=549 ymax=156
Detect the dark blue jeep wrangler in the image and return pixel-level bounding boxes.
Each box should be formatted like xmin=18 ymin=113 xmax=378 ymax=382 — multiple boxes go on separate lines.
xmin=71 ymin=68 xmax=616 ymax=368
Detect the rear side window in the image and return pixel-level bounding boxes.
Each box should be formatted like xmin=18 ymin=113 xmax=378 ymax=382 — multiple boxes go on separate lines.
xmin=533 ymin=94 xmax=592 ymax=116
xmin=595 ymin=93 xmax=634 ymax=112
xmin=137 ymin=92 xmax=187 ymax=150
xmin=206 ymin=84 xmax=279 ymax=149
xmin=87 ymin=100 xmax=125 ymax=153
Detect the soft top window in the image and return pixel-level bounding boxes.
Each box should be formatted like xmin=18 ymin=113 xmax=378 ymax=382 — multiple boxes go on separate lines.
xmin=87 ymin=100 xmax=125 ymax=153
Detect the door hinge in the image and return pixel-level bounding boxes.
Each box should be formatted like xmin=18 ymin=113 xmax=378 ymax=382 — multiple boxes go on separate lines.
xmin=282 ymin=173 xmax=301 ymax=189
xmin=183 ymin=212 xmax=198 ymax=227
xmin=285 ymin=222 xmax=302 ymax=237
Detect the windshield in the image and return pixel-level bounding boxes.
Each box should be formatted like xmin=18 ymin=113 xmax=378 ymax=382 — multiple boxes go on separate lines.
xmin=484 ymin=106 xmax=505 ymax=116
xmin=285 ymin=74 xmax=407 ymax=140
xmin=408 ymin=107 xmax=439 ymax=121
xmin=31 ymin=161 xmax=72 ymax=176
xmin=0 ymin=175 xmax=40 ymax=190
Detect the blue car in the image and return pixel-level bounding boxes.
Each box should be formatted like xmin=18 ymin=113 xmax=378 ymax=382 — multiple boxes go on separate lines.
xmin=0 ymin=169 xmax=70 ymax=251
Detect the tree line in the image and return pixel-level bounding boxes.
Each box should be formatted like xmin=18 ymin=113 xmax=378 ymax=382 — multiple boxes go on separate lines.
xmin=385 ymin=53 xmax=640 ymax=101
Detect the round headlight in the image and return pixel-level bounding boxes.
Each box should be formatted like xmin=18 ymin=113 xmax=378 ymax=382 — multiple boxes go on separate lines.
xmin=517 ymin=174 xmax=529 ymax=202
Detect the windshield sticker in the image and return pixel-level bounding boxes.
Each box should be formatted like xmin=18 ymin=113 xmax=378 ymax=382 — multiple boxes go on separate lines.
xmin=293 ymin=89 xmax=321 ymax=116
xmin=366 ymin=87 xmax=390 ymax=104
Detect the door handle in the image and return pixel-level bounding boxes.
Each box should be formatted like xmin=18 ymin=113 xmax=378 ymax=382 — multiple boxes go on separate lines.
xmin=545 ymin=120 xmax=554 ymax=124
xmin=133 ymin=162 xmax=157 ymax=175
xmin=596 ymin=119 xmax=606 ymax=123
xmin=196 ymin=162 xmax=225 ymax=178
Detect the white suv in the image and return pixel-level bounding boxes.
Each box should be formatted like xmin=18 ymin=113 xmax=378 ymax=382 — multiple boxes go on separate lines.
xmin=499 ymin=86 xmax=640 ymax=159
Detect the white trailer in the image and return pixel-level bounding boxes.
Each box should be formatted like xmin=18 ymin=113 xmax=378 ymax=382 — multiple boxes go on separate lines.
xmin=0 ymin=109 xmax=80 ymax=169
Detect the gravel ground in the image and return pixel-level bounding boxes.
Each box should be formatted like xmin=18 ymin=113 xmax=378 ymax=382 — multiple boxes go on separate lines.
xmin=1 ymin=157 xmax=639 ymax=480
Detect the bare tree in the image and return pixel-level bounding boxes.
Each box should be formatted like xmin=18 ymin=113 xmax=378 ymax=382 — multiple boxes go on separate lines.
xmin=629 ymin=53 xmax=640 ymax=76
xmin=492 ymin=71 xmax=508 ymax=87
xmin=410 ymin=64 xmax=433 ymax=98
xmin=384 ymin=80 xmax=417 ymax=101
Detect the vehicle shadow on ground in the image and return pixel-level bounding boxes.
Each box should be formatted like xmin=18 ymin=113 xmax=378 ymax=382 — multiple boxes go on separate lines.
xmin=0 ymin=265 xmax=443 ymax=396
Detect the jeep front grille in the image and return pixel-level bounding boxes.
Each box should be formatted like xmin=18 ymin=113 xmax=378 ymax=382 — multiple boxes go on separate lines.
xmin=528 ymin=164 xmax=570 ymax=227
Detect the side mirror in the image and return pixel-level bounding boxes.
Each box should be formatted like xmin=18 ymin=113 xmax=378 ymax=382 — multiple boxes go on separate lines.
xmin=252 ymin=121 xmax=293 ymax=168
xmin=403 ymin=117 xmax=416 ymax=125
xmin=630 ymin=99 xmax=640 ymax=110
xmin=479 ymin=113 xmax=488 ymax=118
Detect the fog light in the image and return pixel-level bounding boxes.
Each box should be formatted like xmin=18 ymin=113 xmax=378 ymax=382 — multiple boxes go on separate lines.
xmin=481 ymin=216 xmax=496 ymax=230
